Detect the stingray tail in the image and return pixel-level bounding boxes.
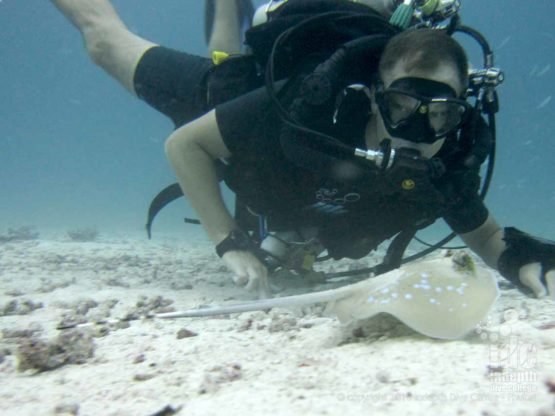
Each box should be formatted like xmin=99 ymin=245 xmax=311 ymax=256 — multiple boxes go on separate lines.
xmin=155 ymin=284 xmax=358 ymax=319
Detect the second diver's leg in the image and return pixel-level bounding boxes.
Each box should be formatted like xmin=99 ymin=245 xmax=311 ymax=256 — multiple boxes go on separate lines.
xmin=206 ymin=0 xmax=252 ymax=56
xmin=51 ymin=0 xmax=157 ymax=95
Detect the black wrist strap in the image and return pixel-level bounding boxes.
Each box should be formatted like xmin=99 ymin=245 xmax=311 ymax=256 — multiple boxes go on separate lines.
xmin=216 ymin=229 xmax=253 ymax=258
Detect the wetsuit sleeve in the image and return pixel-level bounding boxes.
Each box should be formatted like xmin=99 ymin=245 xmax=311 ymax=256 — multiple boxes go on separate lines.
xmin=443 ymin=195 xmax=489 ymax=234
xmin=215 ymin=86 xmax=280 ymax=155
xmin=214 ymin=84 xmax=304 ymax=218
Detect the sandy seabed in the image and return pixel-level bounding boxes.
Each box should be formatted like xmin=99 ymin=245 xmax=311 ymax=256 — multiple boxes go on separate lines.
xmin=0 ymin=231 xmax=554 ymax=416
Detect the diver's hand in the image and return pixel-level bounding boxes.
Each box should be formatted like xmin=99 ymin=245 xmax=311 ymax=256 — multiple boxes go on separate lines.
xmin=517 ymin=263 xmax=555 ymax=299
xmin=222 ymin=250 xmax=270 ymax=298
xmin=497 ymin=227 xmax=555 ymax=299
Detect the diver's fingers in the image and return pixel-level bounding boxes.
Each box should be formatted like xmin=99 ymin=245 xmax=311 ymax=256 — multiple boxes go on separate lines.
xmin=223 ymin=250 xmax=259 ymax=287
xmin=545 ymin=269 xmax=555 ymax=299
xmin=261 ymin=278 xmax=271 ymax=299
xmin=232 ymin=273 xmax=249 ymax=286
xmin=519 ymin=262 xmax=547 ymax=298
xmin=222 ymin=250 xmax=268 ymax=295
xmin=256 ymin=271 xmax=271 ymax=300
xmin=245 ymin=264 xmax=269 ymax=298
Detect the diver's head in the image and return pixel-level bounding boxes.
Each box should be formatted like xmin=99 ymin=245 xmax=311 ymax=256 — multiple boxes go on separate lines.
xmin=374 ymin=29 xmax=470 ymax=156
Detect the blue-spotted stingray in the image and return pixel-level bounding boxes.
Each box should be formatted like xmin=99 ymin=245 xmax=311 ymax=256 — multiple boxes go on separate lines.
xmin=157 ymin=252 xmax=499 ymax=339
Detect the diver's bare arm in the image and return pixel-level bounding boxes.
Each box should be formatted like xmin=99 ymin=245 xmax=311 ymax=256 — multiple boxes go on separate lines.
xmin=50 ymin=0 xmax=156 ymax=94
xmin=168 ymin=110 xmax=269 ymax=296
xmin=459 ymin=215 xmax=505 ymax=269
xmin=165 ymin=110 xmax=236 ymax=244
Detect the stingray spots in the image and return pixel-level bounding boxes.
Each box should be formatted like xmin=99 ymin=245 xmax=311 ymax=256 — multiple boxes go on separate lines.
xmin=367 ymin=286 xmax=400 ymax=304
xmin=330 ymin=255 xmax=499 ymax=339
xmin=413 ymin=283 xmax=431 ymax=290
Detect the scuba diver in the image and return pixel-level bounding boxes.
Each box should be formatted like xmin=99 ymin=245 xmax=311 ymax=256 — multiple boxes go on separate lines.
xmin=50 ymin=0 xmax=555 ymax=299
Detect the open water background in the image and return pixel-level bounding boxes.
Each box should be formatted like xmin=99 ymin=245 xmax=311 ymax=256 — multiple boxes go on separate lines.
xmin=1 ymin=0 xmax=553 ymax=242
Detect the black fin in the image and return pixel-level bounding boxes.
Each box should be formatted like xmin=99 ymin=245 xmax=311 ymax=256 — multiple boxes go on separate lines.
xmin=204 ymin=0 xmax=215 ymax=45
xmin=146 ymin=183 xmax=184 ymax=239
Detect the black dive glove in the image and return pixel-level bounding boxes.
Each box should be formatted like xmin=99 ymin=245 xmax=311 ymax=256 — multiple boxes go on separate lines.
xmin=497 ymin=227 xmax=555 ymax=290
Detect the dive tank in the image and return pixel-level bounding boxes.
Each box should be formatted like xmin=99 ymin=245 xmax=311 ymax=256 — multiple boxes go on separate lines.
xmin=260 ymin=232 xmax=297 ymax=267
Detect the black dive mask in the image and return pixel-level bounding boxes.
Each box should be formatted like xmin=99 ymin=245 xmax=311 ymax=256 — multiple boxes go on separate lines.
xmin=376 ymin=77 xmax=471 ymax=144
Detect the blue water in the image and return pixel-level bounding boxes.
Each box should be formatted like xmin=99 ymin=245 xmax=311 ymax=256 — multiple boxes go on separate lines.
xmin=1 ymin=0 xmax=554 ymax=239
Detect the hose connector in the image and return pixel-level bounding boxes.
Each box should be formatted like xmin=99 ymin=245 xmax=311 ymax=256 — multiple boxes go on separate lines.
xmin=354 ymin=148 xmax=396 ymax=170
xmin=390 ymin=0 xmax=461 ymax=28
xmin=468 ymin=67 xmax=505 ymax=89
xmin=418 ymin=0 xmax=461 ymax=22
